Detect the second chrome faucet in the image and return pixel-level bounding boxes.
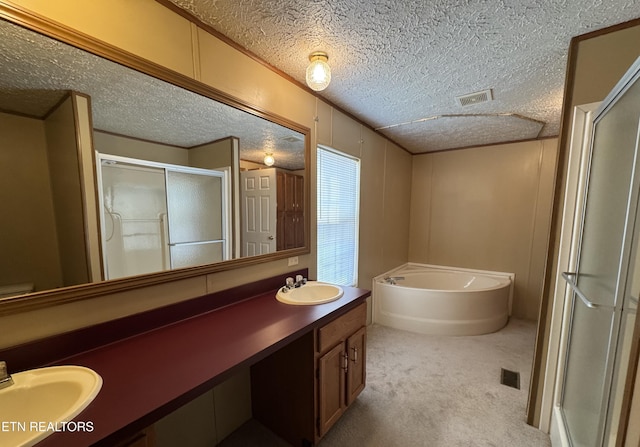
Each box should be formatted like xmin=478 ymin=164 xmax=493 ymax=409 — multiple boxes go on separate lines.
xmin=0 ymin=361 xmax=14 ymax=390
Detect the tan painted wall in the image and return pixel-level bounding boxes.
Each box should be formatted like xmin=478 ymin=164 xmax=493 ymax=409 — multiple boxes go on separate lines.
xmin=189 ymin=139 xmax=234 ymax=169
xmin=531 ymin=22 xmax=640 ymax=427
xmin=45 ymin=95 xmax=90 ymax=287
xmin=0 ymin=112 xmax=63 ymax=291
xmin=93 ymin=131 xmax=190 ymax=165
xmin=154 ymin=367 xmax=251 ymax=445
xmin=409 ymin=139 xmax=558 ymax=321
xmin=75 ymin=94 xmax=102 ymax=283
xmin=315 ymin=103 xmax=413 ymax=322
xmin=13 ymin=0 xmax=196 ymax=78
xmin=572 ymin=25 xmax=640 ymax=107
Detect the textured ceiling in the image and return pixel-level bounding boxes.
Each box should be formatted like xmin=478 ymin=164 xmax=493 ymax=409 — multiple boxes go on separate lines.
xmin=168 ymin=0 xmax=640 ymax=153
xmin=0 ymin=20 xmax=305 ymax=170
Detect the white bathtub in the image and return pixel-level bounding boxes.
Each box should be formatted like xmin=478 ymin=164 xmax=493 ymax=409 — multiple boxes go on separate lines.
xmin=373 ymin=263 xmax=514 ymax=336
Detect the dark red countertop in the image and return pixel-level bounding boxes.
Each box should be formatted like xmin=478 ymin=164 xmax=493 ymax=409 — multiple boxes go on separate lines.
xmin=32 ymin=285 xmax=369 ymax=447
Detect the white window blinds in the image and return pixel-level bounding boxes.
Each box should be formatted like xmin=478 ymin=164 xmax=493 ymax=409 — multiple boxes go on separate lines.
xmin=317 ymin=146 xmax=360 ymax=286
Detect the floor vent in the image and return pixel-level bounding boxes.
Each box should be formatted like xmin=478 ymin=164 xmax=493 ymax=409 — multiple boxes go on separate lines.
xmin=500 ymin=368 xmax=520 ymax=389
xmin=456 ymin=89 xmax=493 ymax=107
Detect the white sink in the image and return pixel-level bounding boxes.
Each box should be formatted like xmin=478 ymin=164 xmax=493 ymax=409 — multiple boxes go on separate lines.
xmin=276 ymin=281 xmax=344 ymax=305
xmin=0 ymin=365 xmax=102 ymax=447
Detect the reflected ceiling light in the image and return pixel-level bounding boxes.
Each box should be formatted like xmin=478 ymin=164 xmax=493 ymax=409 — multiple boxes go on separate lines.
xmin=264 ymin=153 xmax=275 ymax=166
xmin=306 ymin=51 xmax=331 ymax=91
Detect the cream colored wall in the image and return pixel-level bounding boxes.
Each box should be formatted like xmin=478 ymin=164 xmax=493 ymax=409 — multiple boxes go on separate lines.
xmin=409 ymin=138 xmax=558 ymax=321
xmin=154 ymin=369 xmax=251 ymax=446
xmin=0 ymin=112 xmax=63 ymax=291
xmin=94 ymin=133 xmax=235 ymax=169
xmin=189 ymin=139 xmax=233 ymax=169
xmin=532 ymin=22 xmax=640 ymax=428
xmin=75 ymin=94 xmax=102 ymax=283
xmin=315 ymin=103 xmax=413 ymax=323
xmin=94 ymin=131 xmax=189 ymax=165
xmin=13 ymin=0 xmax=196 ymax=78
xmin=197 ymin=28 xmax=316 ymax=126
xmin=45 ymin=95 xmax=90 ymax=287
xmin=572 ymin=25 xmax=640 ymax=107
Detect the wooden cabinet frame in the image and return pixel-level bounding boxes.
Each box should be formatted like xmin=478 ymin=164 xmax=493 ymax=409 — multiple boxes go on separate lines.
xmin=276 ymin=171 xmax=305 ymax=251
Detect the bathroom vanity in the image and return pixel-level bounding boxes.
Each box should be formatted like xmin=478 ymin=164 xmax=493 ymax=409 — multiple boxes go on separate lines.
xmin=0 ymin=270 xmax=369 ymax=447
xmin=252 ymin=300 xmax=367 ymax=445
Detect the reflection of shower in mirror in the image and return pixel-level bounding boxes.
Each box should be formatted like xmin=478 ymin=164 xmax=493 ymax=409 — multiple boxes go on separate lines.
xmin=97 ymin=154 xmax=230 ymax=280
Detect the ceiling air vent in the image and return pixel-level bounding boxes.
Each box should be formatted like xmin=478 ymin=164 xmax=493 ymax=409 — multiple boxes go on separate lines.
xmin=456 ymin=89 xmax=493 ymax=107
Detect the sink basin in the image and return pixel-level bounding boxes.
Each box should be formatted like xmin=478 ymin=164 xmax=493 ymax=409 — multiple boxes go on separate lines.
xmin=0 ymin=365 xmax=102 ymax=447
xmin=276 ymin=281 xmax=344 ymax=305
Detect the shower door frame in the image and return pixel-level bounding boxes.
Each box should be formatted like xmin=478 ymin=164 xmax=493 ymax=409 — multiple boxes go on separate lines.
xmin=556 ymin=56 xmax=640 ymax=447
xmin=97 ymin=153 xmax=231 ymax=279
xmin=547 ymin=102 xmax=599 ymax=444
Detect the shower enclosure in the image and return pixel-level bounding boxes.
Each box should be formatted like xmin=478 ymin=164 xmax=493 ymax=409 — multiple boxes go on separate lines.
xmin=559 ymin=56 xmax=640 ymax=446
xmin=98 ymin=154 xmax=229 ymax=280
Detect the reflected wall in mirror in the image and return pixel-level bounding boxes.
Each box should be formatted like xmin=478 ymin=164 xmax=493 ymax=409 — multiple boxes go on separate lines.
xmin=0 ymin=17 xmax=308 ymax=298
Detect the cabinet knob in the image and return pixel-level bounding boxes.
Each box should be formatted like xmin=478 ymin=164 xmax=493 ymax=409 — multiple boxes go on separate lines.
xmin=351 ymin=347 xmax=358 ymax=363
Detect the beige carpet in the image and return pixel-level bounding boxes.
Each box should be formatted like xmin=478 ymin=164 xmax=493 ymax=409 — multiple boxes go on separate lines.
xmin=221 ymin=319 xmax=551 ymax=446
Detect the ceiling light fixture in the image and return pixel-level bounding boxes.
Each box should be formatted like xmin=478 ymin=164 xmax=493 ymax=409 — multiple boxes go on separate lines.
xmin=263 ymin=153 xmax=275 ymax=166
xmin=306 ymin=51 xmax=331 ymax=91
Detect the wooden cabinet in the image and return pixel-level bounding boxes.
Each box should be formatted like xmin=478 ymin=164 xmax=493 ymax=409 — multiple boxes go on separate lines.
xmin=317 ymin=303 xmax=367 ymax=437
xmin=251 ymin=302 xmax=367 ymax=446
xmin=113 ymin=426 xmax=156 ymax=447
xmin=276 ymin=171 xmax=304 ymax=250
xmin=346 ymin=327 xmax=366 ymax=404
xmin=318 ymin=342 xmax=345 ymax=435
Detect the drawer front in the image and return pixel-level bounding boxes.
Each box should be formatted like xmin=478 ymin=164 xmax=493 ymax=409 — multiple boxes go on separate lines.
xmin=318 ymin=302 xmax=366 ymax=354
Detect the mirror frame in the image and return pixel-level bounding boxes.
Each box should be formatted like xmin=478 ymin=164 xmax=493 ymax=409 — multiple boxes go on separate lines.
xmin=0 ymin=1 xmax=311 ymax=316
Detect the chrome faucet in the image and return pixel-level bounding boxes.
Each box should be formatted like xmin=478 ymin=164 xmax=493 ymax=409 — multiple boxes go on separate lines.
xmin=281 ymin=275 xmax=307 ymax=293
xmin=295 ymin=274 xmax=307 ymax=287
xmin=0 ymin=361 xmax=14 ymax=389
xmin=280 ymin=277 xmax=295 ymax=293
xmin=384 ymin=276 xmax=405 ymax=285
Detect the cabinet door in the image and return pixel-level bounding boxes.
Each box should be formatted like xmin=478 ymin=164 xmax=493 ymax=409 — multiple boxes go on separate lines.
xmin=318 ymin=343 xmax=346 ymax=436
xmin=346 ymin=326 xmax=366 ymax=405
xmin=114 ymin=426 xmax=156 ymax=447
xmin=294 ymin=175 xmax=304 ymax=211
xmin=285 ymin=173 xmax=296 ymax=211
xmin=282 ymin=211 xmax=294 ymax=250
xmin=276 ymin=171 xmax=286 ymax=213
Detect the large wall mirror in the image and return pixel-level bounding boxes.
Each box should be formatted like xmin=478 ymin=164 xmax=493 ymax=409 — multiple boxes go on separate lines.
xmin=0 ymin=9 xmax=310 ymax=313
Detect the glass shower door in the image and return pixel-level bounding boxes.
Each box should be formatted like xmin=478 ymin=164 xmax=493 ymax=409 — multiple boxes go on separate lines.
xmin=165 ymin=169 xmax=228 ymax=268
xmin=100 ymin=161 xmax=169 ymax=280
xmin=561 ymin=60 xmax=640 ymax=447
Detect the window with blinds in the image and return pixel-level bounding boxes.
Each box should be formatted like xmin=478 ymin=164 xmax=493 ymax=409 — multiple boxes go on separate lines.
xmin=317 ymin=146 xmax=360 ymax=286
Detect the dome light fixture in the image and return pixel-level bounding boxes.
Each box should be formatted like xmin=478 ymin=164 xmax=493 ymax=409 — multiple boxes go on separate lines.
xmin=263 ymin=153 xmax=275 ymax=166
xmin=306 ymin=51 xmax=331 ymax=91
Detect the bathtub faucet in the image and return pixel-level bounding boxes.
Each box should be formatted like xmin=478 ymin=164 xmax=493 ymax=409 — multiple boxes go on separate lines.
xmin=384 ymin=276 xmax=405 ymax=285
